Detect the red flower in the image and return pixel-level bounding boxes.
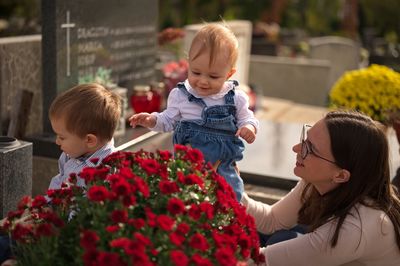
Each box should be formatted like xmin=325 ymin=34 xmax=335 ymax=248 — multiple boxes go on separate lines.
xmin=106 ymin=225 xmax=120 ymax=233
xmin=185 ymin=148 xmax=204 ymax=164
xmin=157 ymin=215 xmax=174 ymax=231
xmin=199 ymin=202 xmax=214 ymax=219
xmin=191 ymin=254 xmax=213 ymax=266
xmin=68 ymin=173 xmax=78 ymax=184
xmin=212 ymin=231 xmax=235 ymax=249
xmin=178 ymin=173 xmax=204 ymax=188
xmin=128 ymin=218 xmax=146 ymax=229
xmin=111 ymin=179 xmax=131 ymax=196
xmin=188 ymin=204 xmax=202 ymax=220
xmin=6 ymin=209 xmax=24 ymax=220
xmin=134 ymin=176 xmax=150 ymax=198
xmin=134 ymin=232 xmax=151 ymax=246
xmin=119 ymin=167 xmax=135 ymax=179
xmin=96 ymin=251 xmax=123 ymax=266
xmin=215 ymin=247 xmax=236 ymax=266
xmin=169 ymin=232 xmax=185 ymax=246
xmin=189 ymin=233 xmax=209 ymax=251
xmin=82 ymin=249 xmax=99 ymax=266
xmin=238 ymin=233 xmax=252 ymax=250
xmin=176 ymin=222 xmax=190 ymax=235
xmin=121 ymin=195 xmax=136 ymax=207
xmin=158 ymin=150 xmax=172 ymax=161
xmin=4 ymin=147 xmax=261 ymax=265
xmin=170 ymin=250 xmax=188 ymax=266
xmin=145 ymin=207 xmax=157 ymax=227
xmin=11 ymin=224 xmax=32 ymax=241
xmin=122 ymin=239 xmax=145 ymax=256
xmin=131 ymin=251 xmax=153 ymax=266
xmin=140 ymin=159 xmax=160 ymax=175
xmin=174 ymin=144 xmax=187 ymax=152
xmin=167 ymin=198 xmax=185 ymax=215
xmin=79 ymin=167 xmax=109 ymax=183
xmin=111 ymin=210 xmax=128 ymax=223
xmin=159 ymin=180 xmax=180 ymax=194
xmin=17 ymin=196 xmax=31 ymax=210
xmin=89 ymin=158 xmax=99 ymax=165
xmin=80 ymin=230 xmax=99 ymax=250
xmin=110 ymin=237 xmax=130 ymax=248
xmin=87 ymin=185 xmax=109 ymax=202
xmin=31 ymin=195 xmax=47 ymax=208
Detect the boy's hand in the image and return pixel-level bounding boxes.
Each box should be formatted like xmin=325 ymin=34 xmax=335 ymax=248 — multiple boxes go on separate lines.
xmin=129 ymin=113 xmax=156 ymax=128
xmin=236 ymin=124 xmax=256 ymax=144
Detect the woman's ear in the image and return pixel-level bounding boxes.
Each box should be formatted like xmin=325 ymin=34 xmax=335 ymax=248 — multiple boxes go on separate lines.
xmin=85 ymin=134 xmax=98 ymax=149
xmin=226 ymin=68 xmax=236 ymax=80
xmin=332 ymin=169 xmax=351 ymax=184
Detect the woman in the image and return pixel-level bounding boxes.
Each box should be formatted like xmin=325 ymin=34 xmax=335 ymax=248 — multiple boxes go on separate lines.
xmin=243 ymin=110 xmax=400 ymax=265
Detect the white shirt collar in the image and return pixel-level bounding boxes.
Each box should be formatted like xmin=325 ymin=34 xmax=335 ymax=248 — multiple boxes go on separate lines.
xmin=184 ymin=79 xmax=233 ymax=100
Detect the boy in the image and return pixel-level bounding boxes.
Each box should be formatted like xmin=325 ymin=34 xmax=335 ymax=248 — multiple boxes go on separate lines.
xmin=129 ymin=23 xmax=259 ymax=201
xmin=0 ymin=83 xmax=121 ymax=265
xmin=48 ymin=83 xmax=121 ymax=189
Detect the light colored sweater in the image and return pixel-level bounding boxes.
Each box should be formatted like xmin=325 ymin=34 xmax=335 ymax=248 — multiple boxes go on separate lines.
xmin=242 ymin=180 xmax=400 ymax=266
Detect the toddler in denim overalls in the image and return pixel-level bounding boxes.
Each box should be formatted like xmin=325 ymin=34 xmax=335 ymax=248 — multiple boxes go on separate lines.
xmin=129 ymin=23 xmax=259 ymax=201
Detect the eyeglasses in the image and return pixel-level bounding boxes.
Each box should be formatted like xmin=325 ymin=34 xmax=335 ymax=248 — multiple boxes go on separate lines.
xmin=300 ymin=124 xmax=337 ymax=165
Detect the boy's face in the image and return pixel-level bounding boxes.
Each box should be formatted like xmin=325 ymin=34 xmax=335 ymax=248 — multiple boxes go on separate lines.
xmin=188 ymin=46 xmax=235 ymax=97
xmin=50 ymin=117 xmax=91 ymax=159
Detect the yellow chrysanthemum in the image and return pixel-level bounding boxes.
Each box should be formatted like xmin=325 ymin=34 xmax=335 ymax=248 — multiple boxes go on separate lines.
xmin=329 ymin=64 xmax=400 ymax=123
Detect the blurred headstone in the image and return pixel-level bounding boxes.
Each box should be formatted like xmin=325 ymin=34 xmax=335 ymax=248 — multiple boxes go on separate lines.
xmin=0 ymin=137 xmax=32 ymax=218
xmin=41 ymin=0 xmax=158 ymax=133
xmin=0 ymin=35 xmax=42 ymax=136
xmin=309 ymin=36 xmax=360 ymax=89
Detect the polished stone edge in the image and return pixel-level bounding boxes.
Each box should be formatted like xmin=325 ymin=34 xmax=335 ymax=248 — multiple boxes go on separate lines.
xmin=23 ymin=127 xmax=152 ymax=159
xmin=24 ymin=133 xmax=61 ymax=158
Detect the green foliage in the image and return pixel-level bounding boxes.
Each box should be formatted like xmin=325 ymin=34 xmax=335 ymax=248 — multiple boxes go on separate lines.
xmin=78 ymin=67 xmax=115 ymax=87
xmin=360 ymin=0 xmax=400 ymax=37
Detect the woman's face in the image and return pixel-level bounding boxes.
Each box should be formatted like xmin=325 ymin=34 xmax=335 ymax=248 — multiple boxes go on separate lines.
xmin=292 ymin=119 xmax=342 ymax=195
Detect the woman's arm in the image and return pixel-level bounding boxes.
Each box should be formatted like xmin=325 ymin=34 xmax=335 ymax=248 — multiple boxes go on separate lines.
xmin=262 ymin=216 xmax=365 ymax=266
xmin=242 ymin=180 xmax=305 ymax=234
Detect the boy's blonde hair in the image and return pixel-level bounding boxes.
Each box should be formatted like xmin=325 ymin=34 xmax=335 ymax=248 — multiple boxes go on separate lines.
xmin=49 ymin=83 xmax=121 ymax=141
xmin=189 ymin=23 xmax=238 ymax=68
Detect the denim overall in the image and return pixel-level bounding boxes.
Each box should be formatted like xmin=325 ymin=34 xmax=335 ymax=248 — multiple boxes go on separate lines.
xmin=173 ymin=82 xmax=245 ymax=201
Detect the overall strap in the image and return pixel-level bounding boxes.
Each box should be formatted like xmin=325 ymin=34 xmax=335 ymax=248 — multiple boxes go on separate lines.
xmin=177 ymin=82 xmax=207 ymax=108
xmin=224 ymin=80 xmax=238 ymax=105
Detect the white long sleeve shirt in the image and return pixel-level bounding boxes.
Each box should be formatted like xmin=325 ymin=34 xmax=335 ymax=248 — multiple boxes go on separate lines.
xmin=150 ymin=80 xmax=259 ymax=133
xmin=242 ymin=180 xmax=400 ymax=266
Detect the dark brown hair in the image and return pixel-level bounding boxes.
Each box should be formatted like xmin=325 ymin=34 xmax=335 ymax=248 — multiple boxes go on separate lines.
xmin=298 ymin=110 xmax=400 ymax=248
xmin=49 ymin=83 xmax=121 ymax=141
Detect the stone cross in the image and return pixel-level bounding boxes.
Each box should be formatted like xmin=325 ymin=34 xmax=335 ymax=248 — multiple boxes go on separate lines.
xmin=60 ymin=10 xmax=75 ymax=77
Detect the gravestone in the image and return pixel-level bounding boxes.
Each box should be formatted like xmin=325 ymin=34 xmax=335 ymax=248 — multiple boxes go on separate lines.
xmin=0 ymin=137 xmax=32 ymax=218
xmin=184 ymin=20 xmax=252 ymax=86
xmin=0 ymin=35 xmax=42 ymax=136
xmin=309 ymin=36 xmax=360 ymax=90
xmin=42 ymin=0 xmax=158 ymax=133
xmin=249 ymin=55 xmax=331 ymax=106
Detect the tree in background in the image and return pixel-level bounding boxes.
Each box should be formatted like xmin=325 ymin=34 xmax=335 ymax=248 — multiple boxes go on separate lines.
xmin=0 ymin=0 xmax=40 ymax=37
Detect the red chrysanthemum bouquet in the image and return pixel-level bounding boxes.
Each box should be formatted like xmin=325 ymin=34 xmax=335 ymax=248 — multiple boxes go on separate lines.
xmin=2 ymin=145 xmax=264 ymax=266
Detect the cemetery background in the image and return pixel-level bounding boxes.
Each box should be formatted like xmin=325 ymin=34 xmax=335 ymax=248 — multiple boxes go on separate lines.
xmin=0 ymin=0 xmax=399 ymax=215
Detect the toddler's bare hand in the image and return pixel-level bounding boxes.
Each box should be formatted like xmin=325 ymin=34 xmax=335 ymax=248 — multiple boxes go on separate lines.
xmin=129 ymin=113 xmax=156 ymax=128
xmin=236 ymin=125 xmax=256 ymax=144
